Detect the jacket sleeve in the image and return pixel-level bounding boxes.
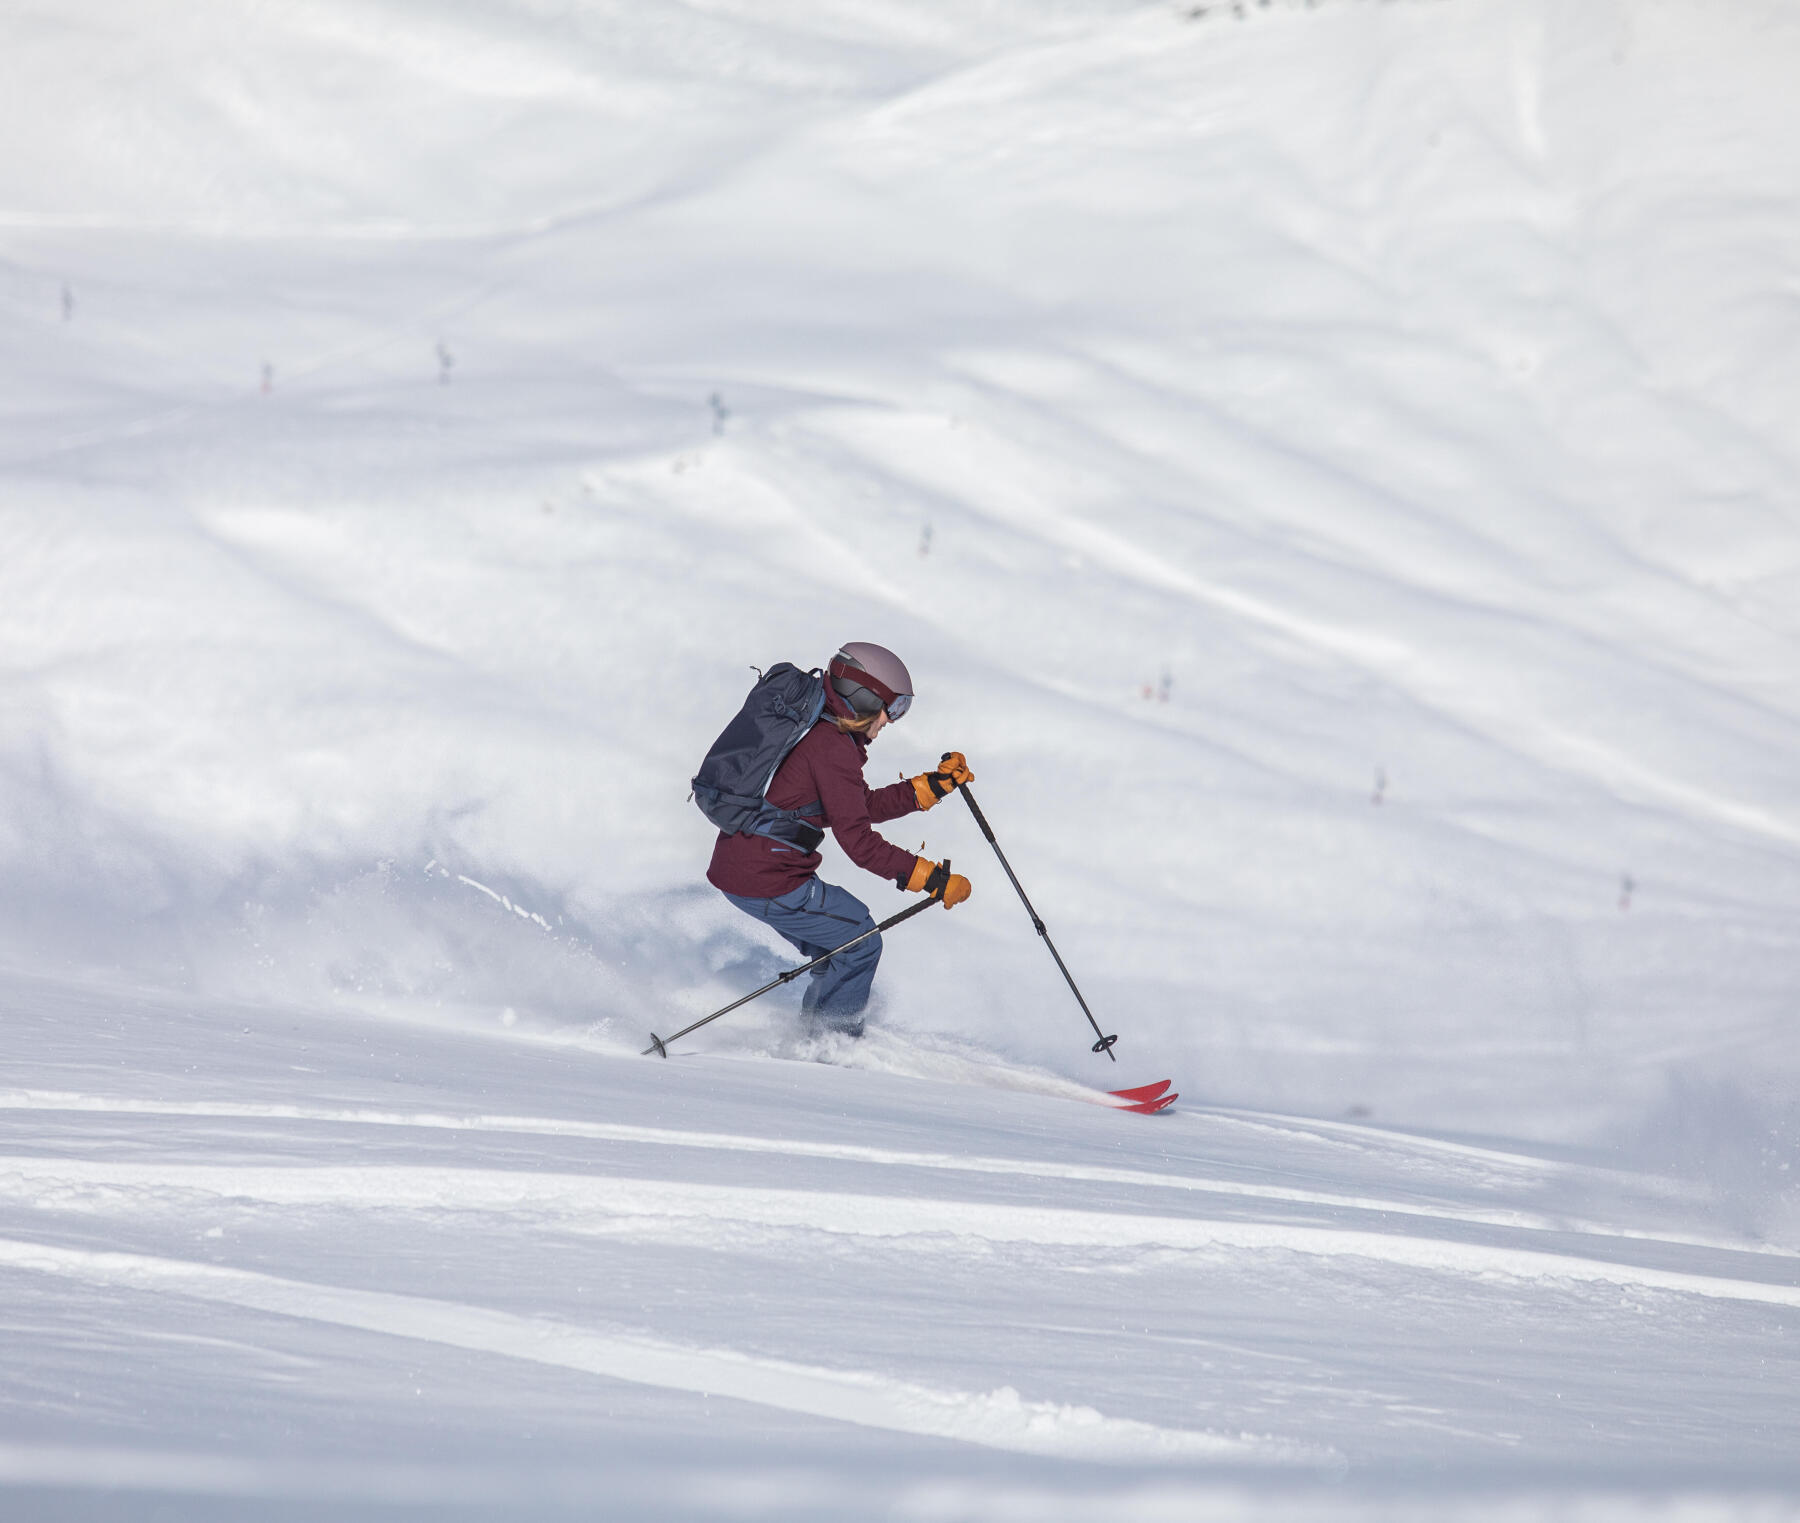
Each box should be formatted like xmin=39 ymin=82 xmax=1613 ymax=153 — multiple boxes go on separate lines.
xmin=867 ymin=776 xmax=921 ymax=825
xmin=811 ymin=737 xmax=921 ymax=885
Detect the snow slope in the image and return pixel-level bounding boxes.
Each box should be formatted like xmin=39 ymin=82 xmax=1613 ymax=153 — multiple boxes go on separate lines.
xmin=5 ymin=973 xmax=1799 ymax=1519
xmin=2 ymin=0 xmax=1798 ymax=1515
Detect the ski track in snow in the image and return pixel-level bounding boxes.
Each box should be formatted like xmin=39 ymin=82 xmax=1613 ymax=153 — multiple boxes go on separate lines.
xmin=0 ymin=1236 xmax=1330 ymax=1469
xmin=0 ymin=1087 xmax=1758 ymax=1253
xmin=4 ymin=1155 xmax=1796 ymax=1310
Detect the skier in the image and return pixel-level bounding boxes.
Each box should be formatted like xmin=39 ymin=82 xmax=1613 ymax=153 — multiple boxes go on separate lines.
xmin=706 ymin=642 xmax=973 ymax=1038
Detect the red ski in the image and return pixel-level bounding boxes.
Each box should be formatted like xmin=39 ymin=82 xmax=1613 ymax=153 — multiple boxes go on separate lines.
xmin=1120 ymin=1091 xmax=1178 ymax=1115
xmin=1107 ymin=1080 xmax=1171 ymax=1105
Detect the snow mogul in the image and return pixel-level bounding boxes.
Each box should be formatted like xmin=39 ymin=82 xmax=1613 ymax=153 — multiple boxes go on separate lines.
xmin=698 ymin=642 xmax=973 ymax=1038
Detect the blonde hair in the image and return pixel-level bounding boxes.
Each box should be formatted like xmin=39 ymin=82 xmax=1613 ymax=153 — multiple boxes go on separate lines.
xmin=830 ymin=710 xmax=880 ymax=735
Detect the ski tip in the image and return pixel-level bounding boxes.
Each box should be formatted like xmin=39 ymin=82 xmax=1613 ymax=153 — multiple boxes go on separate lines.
xmin=1121 ymin=1091 xmax=1177 ymax=1115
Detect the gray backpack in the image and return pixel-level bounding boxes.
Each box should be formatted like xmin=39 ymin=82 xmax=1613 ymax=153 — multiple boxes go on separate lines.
xmin=690 ymin=664 xmax=829 ymax=850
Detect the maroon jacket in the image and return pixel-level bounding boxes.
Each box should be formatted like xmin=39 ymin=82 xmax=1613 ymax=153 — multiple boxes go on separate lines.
xmin=707 ymin=693 xmax=921 ymax=900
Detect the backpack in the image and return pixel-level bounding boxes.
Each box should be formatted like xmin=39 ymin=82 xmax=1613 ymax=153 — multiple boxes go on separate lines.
xmin=691 ymin=663 xmax=829 ymax=851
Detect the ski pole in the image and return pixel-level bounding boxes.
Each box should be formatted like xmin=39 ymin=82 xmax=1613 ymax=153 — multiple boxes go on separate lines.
xmin=644 ymin=878 xmax=945 ymax=1057
xmin=948 ymin=758 xmax=1119 ymax=1061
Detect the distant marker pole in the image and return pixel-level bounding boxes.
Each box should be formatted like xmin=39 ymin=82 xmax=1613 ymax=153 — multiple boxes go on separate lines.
xmin=948 ymin=759 xmax=1119 ymax=1062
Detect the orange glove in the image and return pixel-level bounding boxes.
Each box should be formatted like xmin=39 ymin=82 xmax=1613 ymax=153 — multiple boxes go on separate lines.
xmin=900 ymin=855 xmax=972 ymax=909
xmin=911 ymin=751 xmax=974 ymax=812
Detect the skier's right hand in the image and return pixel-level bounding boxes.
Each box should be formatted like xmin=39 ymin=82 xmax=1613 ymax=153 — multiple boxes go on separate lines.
xmin=901 ymin=856 xmax=972 ymax=909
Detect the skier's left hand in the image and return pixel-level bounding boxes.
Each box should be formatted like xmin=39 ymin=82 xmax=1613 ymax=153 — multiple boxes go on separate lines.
xmin=911 ymin=751 xmax=974 ymax=811
xmin=901 ymin=856 xmax=972 ymax=908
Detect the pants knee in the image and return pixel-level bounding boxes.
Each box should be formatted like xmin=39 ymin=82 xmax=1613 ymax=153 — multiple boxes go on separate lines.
xmin=843 ymin=930 xmax=881 ymax=971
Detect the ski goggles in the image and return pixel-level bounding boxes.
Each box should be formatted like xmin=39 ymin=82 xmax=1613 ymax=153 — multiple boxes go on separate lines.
xmin=832 ymin=669 xmax=912 ymax=721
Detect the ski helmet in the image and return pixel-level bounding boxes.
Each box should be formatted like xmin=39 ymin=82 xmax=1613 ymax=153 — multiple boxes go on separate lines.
xmin=829 ymin=642 xmax=913 ymax=720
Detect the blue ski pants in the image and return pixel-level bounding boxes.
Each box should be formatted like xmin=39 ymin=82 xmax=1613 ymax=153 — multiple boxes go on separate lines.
xmin=720 ymin=876 xmax=880 ymax=1028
